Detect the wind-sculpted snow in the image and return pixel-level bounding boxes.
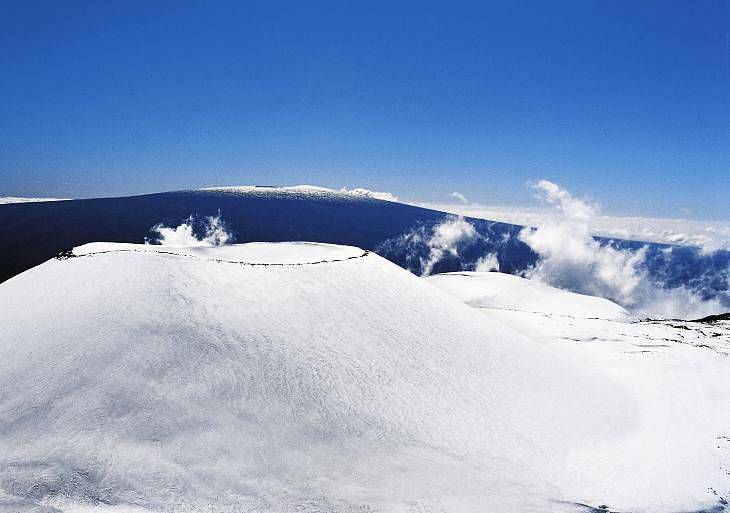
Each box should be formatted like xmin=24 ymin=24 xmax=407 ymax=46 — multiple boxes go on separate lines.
xmin=1 ymin=244 xmax=729 ymax=512
xmin=0 ymin=242 xmax=638 ymax=513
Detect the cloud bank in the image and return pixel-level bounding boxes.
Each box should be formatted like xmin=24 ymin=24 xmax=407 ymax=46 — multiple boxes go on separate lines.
xmin=378 ymin=181 xmax=727 ymax=319
xmin=412 ymin=199 xmax=730 ymax=253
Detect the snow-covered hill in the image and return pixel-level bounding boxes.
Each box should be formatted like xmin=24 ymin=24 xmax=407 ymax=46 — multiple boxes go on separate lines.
xmin=0 ymin=242 xmax=616 ymax=513
xmin=426 ymin=271 xmax=631 ymax=321
xmin=429 ymin=271 xmax=730 ymax=512
xmin=1 ymin=244 xmax=728 ymax=512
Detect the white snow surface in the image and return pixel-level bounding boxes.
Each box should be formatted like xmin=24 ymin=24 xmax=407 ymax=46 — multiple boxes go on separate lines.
xmin=73 ymin=241 xmax=365 ymax=264
xmin=0 ymin=196 xmax=69 ymax=204
xmin=0 ymin=244 xmax=728 ymax=513
xmin=426 ymin=271 xmax=631 ymax=321
xmin=199 ymin=185 xmax=398 ymax=202
xmin=430 ymin=271 xmax=730 ymax=513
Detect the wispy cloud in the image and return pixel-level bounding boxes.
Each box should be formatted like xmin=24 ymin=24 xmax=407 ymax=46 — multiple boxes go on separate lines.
xmin=450 ymin=192 xmax=469 ymax=204
xmin=529 ymin=179 xmax=597 ymax=220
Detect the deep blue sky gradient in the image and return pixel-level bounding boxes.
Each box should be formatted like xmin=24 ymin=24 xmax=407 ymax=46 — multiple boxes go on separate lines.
xmin=1 ymin=1 xmax=729 ymax=218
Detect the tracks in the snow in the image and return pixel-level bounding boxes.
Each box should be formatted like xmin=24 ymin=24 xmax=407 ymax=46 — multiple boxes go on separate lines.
xmin=57 ymin=247 xmax=370 ymax=267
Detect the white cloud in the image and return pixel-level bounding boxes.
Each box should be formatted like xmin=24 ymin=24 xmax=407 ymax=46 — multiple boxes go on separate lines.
xmin=147 ymin=212 xmax=233 ymax=247
xmin=517 ymin=181 xmax=723 ymax=319
xmin=410 ymin=201 xmax=730 ymax=252
xmin=474 ymin=253 xmax=500 ymax=272
xmin=450 ymin=192 xmax=469 ymax=204
xmin=530 ymin=180 xmax=597 ymax=220
xmin=421 ymin=216 xmax=477 ymax=276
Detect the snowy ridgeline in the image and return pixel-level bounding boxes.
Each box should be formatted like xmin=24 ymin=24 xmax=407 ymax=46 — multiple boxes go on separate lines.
xmin=0 ymin=242 xmax=729 ymax=513
xmin=0 ymin=197 xmax=68 ymax=204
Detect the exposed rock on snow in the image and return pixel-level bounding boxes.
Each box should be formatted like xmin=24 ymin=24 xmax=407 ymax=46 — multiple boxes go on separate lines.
xmin=694 ymin=312 xmax=730 ymax=323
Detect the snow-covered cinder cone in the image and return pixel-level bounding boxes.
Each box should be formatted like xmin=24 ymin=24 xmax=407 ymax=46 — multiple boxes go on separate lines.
xmin=0 ymin=242 xmax=724 ymax=512
xmin=426 ymin=270 xmax=730 ymax=512
xmin=426 ymin=271 xmax=632 ymax=321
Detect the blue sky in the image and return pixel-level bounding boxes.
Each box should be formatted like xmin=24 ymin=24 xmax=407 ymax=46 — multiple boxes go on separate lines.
xmin=1 ymin=1 xmax=729 ymax=219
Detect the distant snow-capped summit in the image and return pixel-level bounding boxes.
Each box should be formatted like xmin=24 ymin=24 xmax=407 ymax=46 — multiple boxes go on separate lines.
xmin=0 ymin=196 xmax=69 ymax=204
xmin=200 ymin=184 xmax=399 ymax=202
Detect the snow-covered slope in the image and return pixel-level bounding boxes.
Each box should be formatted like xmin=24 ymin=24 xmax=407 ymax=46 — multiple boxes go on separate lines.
xmin=1 ymin=245 xmax=728 ymax=513
xmin=0 ymin=196 xmax=68 ymax=204
xmin=201 ymin=184 xmax=399 ymax=202
xmin=0 ymin=242 xmax=633 ymax=513
xmin=428 ymin=271 xmax=730 ymax=512
xmin=426 ymin=271 xmax=631 ymax=320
